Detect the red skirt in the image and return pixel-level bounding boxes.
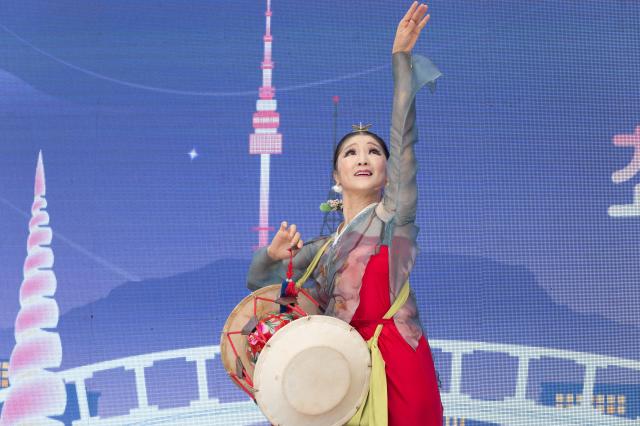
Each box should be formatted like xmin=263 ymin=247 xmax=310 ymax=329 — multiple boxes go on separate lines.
xmin=349 ymin=245 xmax=443 ymax=426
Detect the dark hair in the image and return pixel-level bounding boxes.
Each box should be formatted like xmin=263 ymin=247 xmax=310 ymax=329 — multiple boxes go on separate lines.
xmin=333 ymin=130 xmax=390 ymax=170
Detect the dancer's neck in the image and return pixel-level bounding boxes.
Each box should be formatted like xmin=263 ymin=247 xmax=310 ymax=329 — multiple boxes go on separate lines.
xmin=340 ymin=191 xmax=380 ymax=228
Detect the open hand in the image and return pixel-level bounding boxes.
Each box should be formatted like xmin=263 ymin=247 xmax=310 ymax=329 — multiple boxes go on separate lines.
xmin=392 ymin=2 xmax=431 ymax=54
xmin=266 ymin=221 xmax=303 ymax=261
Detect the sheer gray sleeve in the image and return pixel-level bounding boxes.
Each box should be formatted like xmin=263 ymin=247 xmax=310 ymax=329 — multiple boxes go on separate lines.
xmin=246 ymin=237 xmax=328 ymax=291
xmin=376 ymin=51 xmax=442 ymax=226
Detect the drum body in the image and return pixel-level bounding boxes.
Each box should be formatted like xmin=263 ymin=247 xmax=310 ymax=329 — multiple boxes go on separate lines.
xmin=221 ymin=285 xmax=371 ymax=426
xmin=220 ymin=284 xmax=321 ymax=397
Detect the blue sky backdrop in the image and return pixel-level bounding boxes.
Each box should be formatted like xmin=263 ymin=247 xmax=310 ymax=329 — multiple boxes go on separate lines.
xmin=1 ymin=0 xmax=639 ymax=344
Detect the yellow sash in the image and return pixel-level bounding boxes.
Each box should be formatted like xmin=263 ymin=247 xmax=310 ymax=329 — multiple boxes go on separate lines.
xmin=346 ymin=281 xmax=411 ymax=426
xmin=295 ymin=237 xmax=334 ymax=288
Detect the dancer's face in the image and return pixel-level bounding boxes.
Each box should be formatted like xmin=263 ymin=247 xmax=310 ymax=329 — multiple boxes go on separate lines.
xmin=334 ymin=134 xmax=387 ymax=197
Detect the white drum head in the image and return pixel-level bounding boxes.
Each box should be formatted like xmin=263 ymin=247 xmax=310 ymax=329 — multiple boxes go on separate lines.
xmin=253 ymin=315 xmax=371 ymax=426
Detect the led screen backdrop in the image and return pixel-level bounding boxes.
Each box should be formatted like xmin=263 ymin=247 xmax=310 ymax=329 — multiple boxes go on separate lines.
xmin=0 ymin=1 xmax=639 ymax=424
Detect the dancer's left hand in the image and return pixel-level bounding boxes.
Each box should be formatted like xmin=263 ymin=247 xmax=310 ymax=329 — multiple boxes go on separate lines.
xmin=392 ymin=2 xmax=431 ymax=54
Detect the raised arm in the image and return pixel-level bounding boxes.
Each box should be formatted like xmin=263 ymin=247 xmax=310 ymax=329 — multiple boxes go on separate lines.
xmin=377 ymin=2 xmax=442 ymax=226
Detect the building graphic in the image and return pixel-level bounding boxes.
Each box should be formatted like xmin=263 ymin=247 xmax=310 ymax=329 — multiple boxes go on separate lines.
xmin=540 ymin=382 xmax=640 ymax=419
xmin=0 ymin=152 xmax=67 ymax=425
xmin=0 ymin=361 xmax=8 ymax=389
xmin=249 ymin=0 xmax=282 ymax=248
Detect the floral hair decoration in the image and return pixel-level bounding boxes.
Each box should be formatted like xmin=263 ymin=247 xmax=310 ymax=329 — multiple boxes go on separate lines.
xmin=320 ymin=198 xmax=343 ymax=212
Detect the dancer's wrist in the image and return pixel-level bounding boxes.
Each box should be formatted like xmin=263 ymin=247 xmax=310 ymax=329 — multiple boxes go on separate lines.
xmin=266 ymin=245 xmax=277 ymax=261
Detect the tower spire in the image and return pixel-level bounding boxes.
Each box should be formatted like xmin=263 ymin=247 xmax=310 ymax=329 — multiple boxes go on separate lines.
xmin=249 ymin=0 xmax=282 ymax=249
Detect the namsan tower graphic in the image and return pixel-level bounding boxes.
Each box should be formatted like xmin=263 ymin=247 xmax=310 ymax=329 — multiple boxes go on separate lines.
xmin=249 ymin=0 xmax=282 ymax=249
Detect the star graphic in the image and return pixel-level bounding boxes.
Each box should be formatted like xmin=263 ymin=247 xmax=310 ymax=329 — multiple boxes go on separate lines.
xmin=188 ymin=148 xmax=198 ymax=160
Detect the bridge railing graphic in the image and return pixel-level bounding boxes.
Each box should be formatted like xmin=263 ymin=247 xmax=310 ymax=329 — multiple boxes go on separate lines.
xmin=430 ymin=339 xmax=640 ymax=426
xmin=1 ymin=340 xmax=639 ymax=425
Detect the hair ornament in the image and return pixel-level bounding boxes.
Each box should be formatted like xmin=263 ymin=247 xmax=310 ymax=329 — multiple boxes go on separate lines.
xmin=351 ymin=122 xmax=373 ymax=133
xmin=320 ymin=199 xmax=344 ymax=212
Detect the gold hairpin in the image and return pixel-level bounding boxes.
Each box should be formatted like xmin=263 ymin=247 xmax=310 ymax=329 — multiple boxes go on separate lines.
xmin=351 ymin=122 xmax=372 ymax=132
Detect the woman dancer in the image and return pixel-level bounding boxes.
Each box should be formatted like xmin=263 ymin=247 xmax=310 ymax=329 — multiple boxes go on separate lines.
xmin=247 ymin=2 xmax=443 ymax=424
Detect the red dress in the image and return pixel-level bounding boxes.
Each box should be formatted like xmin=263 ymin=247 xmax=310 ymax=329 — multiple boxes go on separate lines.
xmin=349 ymin=245 xmax=443 ymax=426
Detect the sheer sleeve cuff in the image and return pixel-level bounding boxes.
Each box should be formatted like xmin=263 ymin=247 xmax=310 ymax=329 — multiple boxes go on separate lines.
xmin=246 ymin=246 xmax=284 ymax=291
xmin=392 ymin=51 xmax=443 ymax=95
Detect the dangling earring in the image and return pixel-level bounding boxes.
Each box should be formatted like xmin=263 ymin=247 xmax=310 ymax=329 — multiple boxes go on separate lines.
xmin=332 ymin=184 xmax=343 ymax=194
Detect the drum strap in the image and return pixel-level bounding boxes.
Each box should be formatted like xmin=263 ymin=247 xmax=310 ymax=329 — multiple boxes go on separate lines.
xmin=294 ymin=236 xmax=334 ymax=288
xmin=347 ymin=281 xmax=411 ymax=426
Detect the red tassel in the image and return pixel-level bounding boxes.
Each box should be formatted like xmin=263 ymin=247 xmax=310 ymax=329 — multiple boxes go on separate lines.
xmin=286 ymin=248 xmax=294 ymax=279
xmin=285 ymin=279 xmax=298 ymax=297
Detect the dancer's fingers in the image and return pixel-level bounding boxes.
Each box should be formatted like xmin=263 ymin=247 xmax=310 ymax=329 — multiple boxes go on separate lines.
xmin=291 ymin=232 xmax=301 ymax=247
xmin=418 ymin=14 xmax=430 ymax=30
xmin=288 ymin=224 xmax=297 ymax=239
xmin=402 ymin=1 xmax=419 ymax=23
xmin=289 ymin=238 xmax=303 ymax=252
xmin=411 ymin=4 xmax=428 ymax=24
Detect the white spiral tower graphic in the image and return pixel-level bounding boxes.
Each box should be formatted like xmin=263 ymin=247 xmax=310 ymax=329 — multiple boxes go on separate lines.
xmin=0 ymin=152 xmax=66 ymax=425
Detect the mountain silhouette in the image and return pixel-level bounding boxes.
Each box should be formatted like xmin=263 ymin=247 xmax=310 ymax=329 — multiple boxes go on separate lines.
xmin=416 ymin=252 xmax=639 ymax=360
xmin=1 ymin=253 xmax=638 ymax=372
